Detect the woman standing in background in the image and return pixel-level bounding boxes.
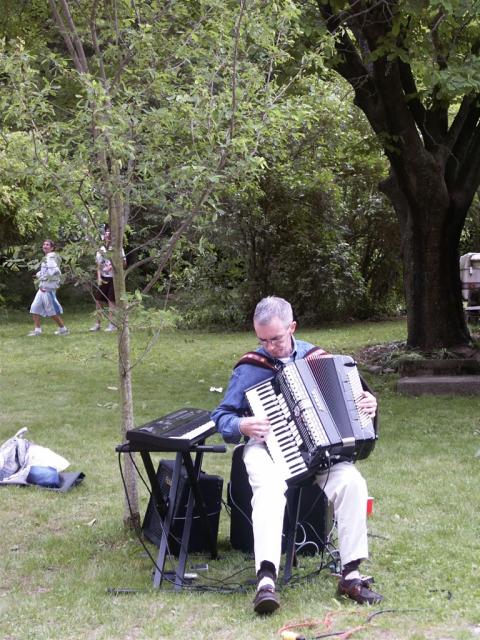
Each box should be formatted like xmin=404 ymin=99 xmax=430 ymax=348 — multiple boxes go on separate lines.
xmin=28 ymin=239 xmax=69 ymax=336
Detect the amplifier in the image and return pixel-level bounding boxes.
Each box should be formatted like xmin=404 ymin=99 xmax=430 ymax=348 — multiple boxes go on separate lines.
xmin=142 ymin=459 xmax=223 ymax=557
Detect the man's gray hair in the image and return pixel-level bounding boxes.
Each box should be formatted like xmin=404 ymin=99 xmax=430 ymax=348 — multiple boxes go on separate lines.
xmin=254 ymin=296 xmax=293 ymax=326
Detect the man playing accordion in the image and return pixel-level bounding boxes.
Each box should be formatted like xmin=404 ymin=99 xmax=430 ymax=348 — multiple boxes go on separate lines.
xmin=212 ymin=296 xmax=383 ymax=614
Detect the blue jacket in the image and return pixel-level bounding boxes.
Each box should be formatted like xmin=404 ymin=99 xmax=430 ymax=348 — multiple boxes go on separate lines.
xmin=211 ymin=337 xmax=315 ymax=443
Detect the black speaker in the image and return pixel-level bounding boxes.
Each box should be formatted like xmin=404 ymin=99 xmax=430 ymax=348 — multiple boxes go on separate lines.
xmin=228 ymin=445 xmax=255 ymax=553
xmin=142 ymin=459 xmax=223 ymax=557
xmin=228 ymin=445 xmax=333 ymax=555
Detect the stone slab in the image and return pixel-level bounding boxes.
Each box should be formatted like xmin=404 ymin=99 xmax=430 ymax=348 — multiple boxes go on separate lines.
xmin=397 ymin=358 xmax=480 ymax=376
xmin=397 ymin=375 xmax=480 ymax=395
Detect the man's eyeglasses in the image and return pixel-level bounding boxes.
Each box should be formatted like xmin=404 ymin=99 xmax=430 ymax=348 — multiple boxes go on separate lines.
xmin=257 ymin=333 xmax=289 ymax=346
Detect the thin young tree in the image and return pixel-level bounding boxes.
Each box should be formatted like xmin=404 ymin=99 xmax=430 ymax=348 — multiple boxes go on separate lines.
xmin=0 ymin=0 xmax=304 ymax=526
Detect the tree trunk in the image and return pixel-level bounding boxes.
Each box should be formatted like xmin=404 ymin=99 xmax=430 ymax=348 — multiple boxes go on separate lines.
xmin=381 ymin=173 xmax=471 ymax=350
xmin=110 ymin=192 xmax=140 ymax=530
xmin=117 ymin=313 xmax=140 ymax=529
xmin=401 ymin=209 xmax=469 ymax=350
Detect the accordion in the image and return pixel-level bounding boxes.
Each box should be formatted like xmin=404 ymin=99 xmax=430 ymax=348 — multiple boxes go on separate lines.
xmin=245 ymin=353 xmax=377 ymax=484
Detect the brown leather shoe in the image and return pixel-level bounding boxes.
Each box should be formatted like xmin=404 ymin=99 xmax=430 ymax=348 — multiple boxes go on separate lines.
xmin=338 ymin=575 xmax=383 ymax=605
xmin=253 ymin=585 xmax=280 ymax=614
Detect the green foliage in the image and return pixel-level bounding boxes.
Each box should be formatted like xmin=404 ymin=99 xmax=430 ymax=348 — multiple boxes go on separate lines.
xmin=0 ymin=132 xmax=77 ymax=241
xmin=461 ymin=195 xmax=480 ymax=254
xmin=0 ymin=0 xmax=316 ymax=297
xmin=0 ymin=0 xmax=404 ymax=326
xmin=170 ymin=76 xmax=399 ymax=326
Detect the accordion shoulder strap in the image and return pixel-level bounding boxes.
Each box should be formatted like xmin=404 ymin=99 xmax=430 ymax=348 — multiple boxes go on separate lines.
xmin=234 ymin=352 xmax=278 ymax=371
xmin=235 ymin=345 xmax=329 ymax=371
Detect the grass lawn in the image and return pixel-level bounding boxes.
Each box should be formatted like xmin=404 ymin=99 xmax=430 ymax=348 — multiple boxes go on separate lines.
xmin=0 ymin=310 xmax=479 ymax=639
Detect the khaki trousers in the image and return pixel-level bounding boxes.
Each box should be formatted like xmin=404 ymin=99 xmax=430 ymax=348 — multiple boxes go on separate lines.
xmin=243 ymin=442 xmax=369 ymax=575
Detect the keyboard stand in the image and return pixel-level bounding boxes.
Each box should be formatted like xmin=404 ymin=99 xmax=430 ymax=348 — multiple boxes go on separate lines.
xmin=117 ymin=441 xmax=226 ymax=590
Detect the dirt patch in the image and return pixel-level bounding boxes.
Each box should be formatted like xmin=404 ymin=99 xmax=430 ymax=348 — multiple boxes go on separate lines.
xmin=355 ymin=332 xmax=480 ymax=373
xmin=355 ymin=341 xmax=407 ymax=372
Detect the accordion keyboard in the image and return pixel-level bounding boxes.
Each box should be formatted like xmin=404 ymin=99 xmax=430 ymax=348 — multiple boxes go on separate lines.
xmin=246 ymin=380 xmax=308 ymax=481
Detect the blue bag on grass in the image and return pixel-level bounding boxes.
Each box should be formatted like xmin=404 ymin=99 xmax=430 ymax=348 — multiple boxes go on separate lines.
xmin=27 ymin=465 xmax=61 ymax=488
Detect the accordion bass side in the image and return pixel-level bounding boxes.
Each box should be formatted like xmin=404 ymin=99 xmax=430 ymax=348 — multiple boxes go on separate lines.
xmin=245 ymin=353 xmax=378 ymax=483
